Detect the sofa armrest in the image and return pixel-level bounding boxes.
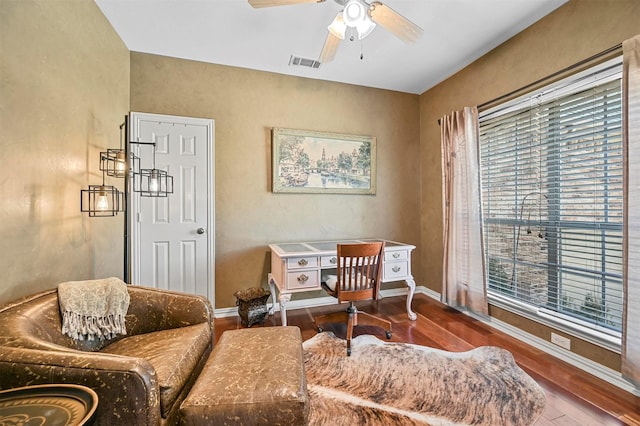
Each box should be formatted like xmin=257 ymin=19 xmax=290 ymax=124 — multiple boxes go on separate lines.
xmin=125 ymin=286 xmax=214 ymax=335
xmin=0 ymin=346 xmax=162 ymax=425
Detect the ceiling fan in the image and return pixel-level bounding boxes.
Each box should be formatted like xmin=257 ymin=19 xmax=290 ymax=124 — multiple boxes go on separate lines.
xmin=248 ymin=0 xmax=423 ymax=63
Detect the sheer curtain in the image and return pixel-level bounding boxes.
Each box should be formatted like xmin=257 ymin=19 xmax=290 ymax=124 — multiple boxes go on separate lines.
xmin=440 ymin=106 xmax=488 ymax=315
xmin=622 ymin=34 xmax=640 ymax=387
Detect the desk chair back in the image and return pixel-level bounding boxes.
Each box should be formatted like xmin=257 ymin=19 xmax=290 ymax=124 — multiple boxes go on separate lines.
xmin=336 ymin=242 xmax=384 ymax=304
xmin=315 ymin=241 xmax=391 ymax=356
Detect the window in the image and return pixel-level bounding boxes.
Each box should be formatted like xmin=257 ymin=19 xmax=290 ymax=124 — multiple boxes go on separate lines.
xmin=479 ymin=58 xmax=623 ymax=342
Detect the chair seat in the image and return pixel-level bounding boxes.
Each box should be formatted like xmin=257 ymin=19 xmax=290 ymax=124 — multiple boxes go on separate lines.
xmin=321 ymin=275 xmax=338 ymax=297
xmin=102 ymin=322 xmax=211 ymax=417
xmin=322 ymin=273 xmax=368 ymax=294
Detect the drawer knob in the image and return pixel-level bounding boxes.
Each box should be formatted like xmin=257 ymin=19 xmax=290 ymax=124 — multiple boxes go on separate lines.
xmin=392 ymin=252 xmax=400 ymax=259
xmin=297 ymin=274 xmax=309 ymax=283
xmin=392 ymin=266 xmax=401 ymax=273
xmin=330 ymin=257 xmax=337 ymax=264
xmin=298 ymin=259 xmax=308 ymax=266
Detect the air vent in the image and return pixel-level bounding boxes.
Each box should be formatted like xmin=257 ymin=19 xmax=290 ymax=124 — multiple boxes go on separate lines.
xmin=289 ymin=55 xmax=321 ymax=69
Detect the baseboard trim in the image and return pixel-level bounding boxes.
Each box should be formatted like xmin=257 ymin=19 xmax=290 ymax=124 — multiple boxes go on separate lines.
xmin=214 ymin=287 xmax=412 ymax=318
xmin=214 ymin=285 xmax=639 ymax=396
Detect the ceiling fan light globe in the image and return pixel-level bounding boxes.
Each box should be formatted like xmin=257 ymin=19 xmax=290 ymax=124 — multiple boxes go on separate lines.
xmin=343 ymin=0 xmax=366 ymax=27
xmin=328 ymin=13 xmax=346 ymax=39
xmin=356 ymin=18 xmax=376 ymax=39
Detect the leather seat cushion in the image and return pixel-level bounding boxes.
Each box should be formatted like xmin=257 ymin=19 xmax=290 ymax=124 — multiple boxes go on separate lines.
xmin=102 ymin=322 xmax=211 ymax=418
xmin=180 ymin=327 xmax=309 ymax=425
xmin=321 ymin=273 xmax=368 ymax=293
xmin=321 ymin=274 xmax=338 ymax=292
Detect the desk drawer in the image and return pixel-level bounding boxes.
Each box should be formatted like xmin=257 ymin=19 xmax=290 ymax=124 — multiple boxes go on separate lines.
xmin=321 ymin=255 xmax=338 ymax=268
xmin=385 ymin=250 xmax=409 ymax=262
xmin=286 ymin=270 xmax=320 ymax=290
xmin=383 ymin=261 xmax=409 ymax=281
xmin=287 ymin=256 xmax=319 ymax=269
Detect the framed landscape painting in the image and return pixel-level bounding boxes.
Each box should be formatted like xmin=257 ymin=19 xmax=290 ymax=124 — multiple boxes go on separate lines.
xmin=272 ymin=127 xmax=376 ymax=195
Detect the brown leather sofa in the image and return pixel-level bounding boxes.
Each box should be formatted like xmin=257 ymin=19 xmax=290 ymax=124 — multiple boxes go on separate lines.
xmin=0 ymin=285 xmax=213 ymax=425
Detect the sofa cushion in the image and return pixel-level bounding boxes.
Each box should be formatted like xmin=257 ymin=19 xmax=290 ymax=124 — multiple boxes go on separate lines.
xmin=101 ymin=322 xmax=211 ymax=418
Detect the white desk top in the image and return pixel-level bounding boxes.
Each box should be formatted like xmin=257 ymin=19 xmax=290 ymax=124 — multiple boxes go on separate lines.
xmin=269 ymin=238 xmax=415 ymax=258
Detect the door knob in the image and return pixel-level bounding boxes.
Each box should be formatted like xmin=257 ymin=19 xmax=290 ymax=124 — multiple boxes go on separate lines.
xmin=197 ymin=228 xmax=205 ymax=234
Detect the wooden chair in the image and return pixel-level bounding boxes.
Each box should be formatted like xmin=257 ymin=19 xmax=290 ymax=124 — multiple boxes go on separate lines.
xmin=314 ymin=242 xmax=392 ymax=356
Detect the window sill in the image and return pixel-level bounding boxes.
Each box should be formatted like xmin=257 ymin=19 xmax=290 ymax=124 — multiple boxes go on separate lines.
xmin=488 ymin=293 xmax=622 ymax=354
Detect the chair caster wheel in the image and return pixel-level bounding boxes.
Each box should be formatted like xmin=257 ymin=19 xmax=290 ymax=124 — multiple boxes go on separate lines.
xmin=347 ymin=348 xmax=352 ymax=356
xmin=385 ymin=331 xmax=392 ymax=339
xmin=317 ymin=327 xmax=323 ymax=333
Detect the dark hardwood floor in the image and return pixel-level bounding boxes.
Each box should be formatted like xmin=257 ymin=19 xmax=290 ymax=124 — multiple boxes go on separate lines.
xmin=214 ymin=293 xmax=640 ymax=425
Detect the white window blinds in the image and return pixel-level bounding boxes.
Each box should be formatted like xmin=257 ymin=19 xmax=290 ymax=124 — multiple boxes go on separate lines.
xmin=479 ymin=58 xmax=623 ymax=337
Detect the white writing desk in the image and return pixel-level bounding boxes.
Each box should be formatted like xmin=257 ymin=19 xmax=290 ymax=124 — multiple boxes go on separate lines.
xmin=268 ymin=239 xmax=417 ymax=326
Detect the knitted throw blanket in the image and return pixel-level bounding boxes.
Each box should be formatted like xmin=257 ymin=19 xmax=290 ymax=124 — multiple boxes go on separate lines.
xmin=58 ymin=277 xmax=130 ymax=341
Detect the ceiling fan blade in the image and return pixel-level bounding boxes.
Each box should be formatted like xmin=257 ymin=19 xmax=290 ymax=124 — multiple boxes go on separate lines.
xmin=319 ymin=31 xmax=342 ymax=63
xmin=248 ymin=0 xmax=323 ymax=8
xmin=369 ymin=1 xmax=423 ymax=44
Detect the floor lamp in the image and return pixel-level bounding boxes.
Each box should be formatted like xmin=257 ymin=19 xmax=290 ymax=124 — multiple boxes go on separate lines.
xmin=80 ymin=115 xmax=174 ymax=283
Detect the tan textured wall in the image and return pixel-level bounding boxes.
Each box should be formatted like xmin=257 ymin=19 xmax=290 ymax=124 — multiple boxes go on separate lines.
xmin=130 ymin=53 xmax=421 ymax=308
xmin=419 ymin=0 xmax=640 ymax=370
xmin=0 ymin=0 xmax=130 ymax=305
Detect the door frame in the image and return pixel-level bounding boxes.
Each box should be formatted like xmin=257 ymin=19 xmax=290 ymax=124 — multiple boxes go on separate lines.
xmin=126 ymin=112 xmax=215 ymax=304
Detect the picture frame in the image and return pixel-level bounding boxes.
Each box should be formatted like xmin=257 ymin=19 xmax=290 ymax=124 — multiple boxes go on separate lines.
xmin=272 ymin=127 xmax=376 ymax=195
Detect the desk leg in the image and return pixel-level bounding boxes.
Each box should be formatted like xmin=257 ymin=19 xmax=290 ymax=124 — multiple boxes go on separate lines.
xmin=267 ymin=273 xmax=276 ymax=316
xmin=278 ymin=293 xmax=291 ymax=326
xmin=405 ymin=278 xmax=417 ymax=320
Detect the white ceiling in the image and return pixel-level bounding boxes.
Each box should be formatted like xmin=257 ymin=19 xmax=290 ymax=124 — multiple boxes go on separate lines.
xmin=96 ymin=0 xmax=568 ymax=95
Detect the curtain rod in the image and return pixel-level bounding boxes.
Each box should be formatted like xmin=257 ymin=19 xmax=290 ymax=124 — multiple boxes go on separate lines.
xmin=477 ymin=43 xmax=622 ymax=111
xmin=437 ymin=43 xmax=622 ymax=125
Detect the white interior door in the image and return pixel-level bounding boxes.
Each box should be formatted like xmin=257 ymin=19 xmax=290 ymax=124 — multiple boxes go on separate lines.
xmin=128 ymin=112 xmax=214 ymax=304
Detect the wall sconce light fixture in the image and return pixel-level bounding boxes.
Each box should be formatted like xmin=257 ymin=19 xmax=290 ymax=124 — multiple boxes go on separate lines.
xmin=100 ymin=149 xmax=127 ymax=178
xmin=134 ymin=168 xmax=174 ymax=197
xmin=131 ymin=142 xmax=174 ymax=197
xmin=100 ymin=122 xmax=139 ymax=178
xmin=80 ymin=176 xmax=124 ymax=217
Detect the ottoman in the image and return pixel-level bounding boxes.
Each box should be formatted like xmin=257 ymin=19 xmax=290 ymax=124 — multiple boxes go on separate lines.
xmin=179 ymin=326 xmax=309 ymax=425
